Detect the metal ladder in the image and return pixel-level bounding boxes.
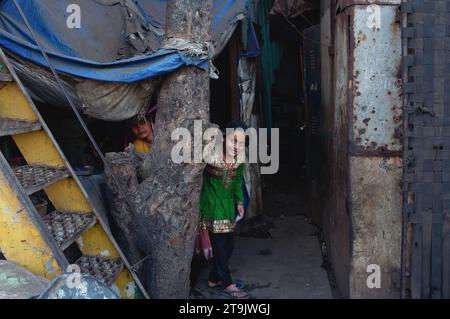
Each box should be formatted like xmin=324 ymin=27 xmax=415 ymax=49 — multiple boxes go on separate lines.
xmin=0 ymin=49 xmax=148 ymax=299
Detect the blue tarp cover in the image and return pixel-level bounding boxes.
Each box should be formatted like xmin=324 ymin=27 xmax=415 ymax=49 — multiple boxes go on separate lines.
xmin=0 ymin=0 xmax=257 ymax=83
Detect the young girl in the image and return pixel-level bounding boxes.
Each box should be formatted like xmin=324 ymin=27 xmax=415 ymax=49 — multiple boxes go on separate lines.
xmin=199 ymin=120 xmax=249 ymax=299
xmin=130 ymin=113 xmax=154 ymax=154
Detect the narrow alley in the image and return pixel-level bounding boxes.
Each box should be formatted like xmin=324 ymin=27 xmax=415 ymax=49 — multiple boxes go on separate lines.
xmin=195 ymin=187 xmax=333 ymax=299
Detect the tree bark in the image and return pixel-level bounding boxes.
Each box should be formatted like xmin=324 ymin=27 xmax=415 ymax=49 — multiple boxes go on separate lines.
xmin=105 ymin=0 xmax=212 ymax=298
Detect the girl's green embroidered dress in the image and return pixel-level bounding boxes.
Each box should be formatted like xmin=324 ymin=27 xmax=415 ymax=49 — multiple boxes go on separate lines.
xmin=199 ymin=162 xmax=244 ymax=234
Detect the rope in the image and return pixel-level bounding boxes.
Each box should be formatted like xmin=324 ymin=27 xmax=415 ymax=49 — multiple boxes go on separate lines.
xmin=162 ymin=37 xmax=212 ymax=57
xmin=162 ymin=37 xmax=219 ymax=79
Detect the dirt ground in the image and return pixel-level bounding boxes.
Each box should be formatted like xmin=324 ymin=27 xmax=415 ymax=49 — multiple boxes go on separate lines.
xmin=192 ymin=188 xmax=333 ymax=299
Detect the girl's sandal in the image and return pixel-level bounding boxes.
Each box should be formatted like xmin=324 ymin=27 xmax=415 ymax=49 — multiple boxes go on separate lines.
xmin=220 ymin=288 xmax=249 ymax=299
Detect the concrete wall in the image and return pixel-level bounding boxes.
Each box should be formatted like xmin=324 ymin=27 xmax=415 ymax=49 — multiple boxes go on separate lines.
xmin=349 ymin=156 xmax=403 ymax=298
xmin=320 ymin=0 xmax=403 ymax=298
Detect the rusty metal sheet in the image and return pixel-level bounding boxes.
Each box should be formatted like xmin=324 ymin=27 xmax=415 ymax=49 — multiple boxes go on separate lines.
xmin=350 ymin=5 xmax=403 ymax=154
xmin=324 ymin=10 xmax=352 ymax=298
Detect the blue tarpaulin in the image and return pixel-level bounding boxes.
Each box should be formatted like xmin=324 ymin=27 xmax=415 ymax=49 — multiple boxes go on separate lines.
xmin=0 ymin=0 xmax=257 ymax=83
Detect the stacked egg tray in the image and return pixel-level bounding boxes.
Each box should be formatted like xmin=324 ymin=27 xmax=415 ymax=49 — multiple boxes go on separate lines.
xmin=76 ymin=255 xmax=124 ymax=287
xmin=45 ymin=211 xmax=96 ymax=250
xmin=13 ymin=165 xmax=69 ymax=194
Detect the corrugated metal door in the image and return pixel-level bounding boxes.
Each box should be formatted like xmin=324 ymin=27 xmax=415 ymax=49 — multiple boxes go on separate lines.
xmin=402 ymin=0 xmax=450 ymax=299
xmin=304 ymin=25 xmax=322 ymax=152
xmin=303 ymin=25 xmax=323 ymax=226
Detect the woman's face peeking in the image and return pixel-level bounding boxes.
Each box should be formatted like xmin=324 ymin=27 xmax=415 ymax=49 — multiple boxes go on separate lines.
xmin=225 ymin=130 xmax=246 ymax=160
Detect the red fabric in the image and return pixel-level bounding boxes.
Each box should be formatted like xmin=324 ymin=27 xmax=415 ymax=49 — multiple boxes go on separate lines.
xmin=195 ymin=228 xmax=213 ymax=260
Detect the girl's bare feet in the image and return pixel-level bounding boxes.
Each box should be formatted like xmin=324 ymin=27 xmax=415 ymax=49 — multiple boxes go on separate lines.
xmin=208 ymin=280 xmax=222 ymax=288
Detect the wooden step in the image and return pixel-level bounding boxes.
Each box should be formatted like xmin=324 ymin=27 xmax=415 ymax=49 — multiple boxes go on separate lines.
xmin=0 ymin=65 xmax=12 ymax=81
xmin=0 ymin=118 xmax=41 ymax=137
xmin=0 ymin=74 xmax=12 ymax=81
xmin=12 ymin=165 xmax=69 ymax=195
xmin=75 ymin=255 xmax=124 ymax=287
xmin=44 ymin=210 xmax=96 ymax=251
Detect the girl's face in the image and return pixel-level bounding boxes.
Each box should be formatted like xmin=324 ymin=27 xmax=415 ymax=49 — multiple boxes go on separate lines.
xmin=225 ymin=130 xmax=246 ymax=160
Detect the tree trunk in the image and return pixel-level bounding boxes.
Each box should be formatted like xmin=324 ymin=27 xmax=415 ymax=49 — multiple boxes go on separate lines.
xmin=105 ymin=0 xmax=212 ymax=298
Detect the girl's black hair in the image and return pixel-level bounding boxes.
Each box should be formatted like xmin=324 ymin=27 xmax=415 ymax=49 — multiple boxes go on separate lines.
xmin=222 ymin=120 xmax=248 ymax=134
